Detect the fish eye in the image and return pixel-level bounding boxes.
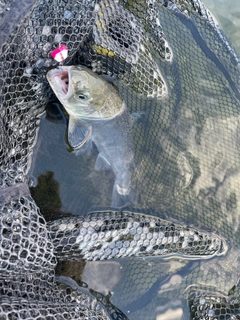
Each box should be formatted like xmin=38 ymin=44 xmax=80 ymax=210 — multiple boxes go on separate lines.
xmin=75 ymin=90 xmax=90 ymax=101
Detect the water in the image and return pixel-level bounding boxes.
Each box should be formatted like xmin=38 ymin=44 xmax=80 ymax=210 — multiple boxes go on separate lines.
xmin=29 ymin=2 xmax=240 ymax=319
xmin=202 ymin=0 xmax=240 ymax=53
xmin=30 ymin=0 xmax=240 ymax=216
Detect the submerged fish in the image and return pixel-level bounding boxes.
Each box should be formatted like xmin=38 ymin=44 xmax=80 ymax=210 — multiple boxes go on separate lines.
xmin=47 ymin=65 xmax=135 ymax=207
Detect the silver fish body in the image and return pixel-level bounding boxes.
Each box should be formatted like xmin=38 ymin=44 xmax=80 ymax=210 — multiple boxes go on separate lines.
xmin=47 ymin=65 xmax=135 ymax=207
xmin=85 ymin=108 xmax=134 ymax=199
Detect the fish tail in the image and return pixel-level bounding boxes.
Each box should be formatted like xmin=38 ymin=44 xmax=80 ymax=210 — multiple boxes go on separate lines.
xmin=111 ymin=182 xmax=136 ymax=208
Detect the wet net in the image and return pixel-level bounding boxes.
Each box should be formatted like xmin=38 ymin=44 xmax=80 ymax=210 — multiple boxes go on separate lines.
xmin=1 ymin=0 xmax=240 ymax=319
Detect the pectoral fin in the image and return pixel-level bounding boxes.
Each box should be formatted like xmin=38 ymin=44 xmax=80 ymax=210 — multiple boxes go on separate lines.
xmin=68 ymin=116 xmax=92 ymax=149
xmin=95 ymin=154 xmax=111 ymax=171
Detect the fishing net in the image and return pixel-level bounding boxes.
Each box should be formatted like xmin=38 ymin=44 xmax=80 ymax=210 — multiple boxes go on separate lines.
xmin=1 ymin=0 xmax=240 ymax=319
xmin=189 ymin=291 xmax=240 ymax=320
xmin=0 ymin=189 xmax=128 ymax=319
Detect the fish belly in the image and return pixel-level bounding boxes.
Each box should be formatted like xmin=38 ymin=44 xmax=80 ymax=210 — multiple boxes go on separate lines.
xmin=90 ymin=110 xmax=134 ymax=207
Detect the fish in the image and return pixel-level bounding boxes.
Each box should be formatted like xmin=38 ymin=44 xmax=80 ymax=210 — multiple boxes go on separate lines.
xmin=47 ymin=65 xmax=135 ymax=208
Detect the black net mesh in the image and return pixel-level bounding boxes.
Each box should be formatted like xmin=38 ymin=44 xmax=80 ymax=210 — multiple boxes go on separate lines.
xmin=189 ymin=291 xmax=240 ymax=320
xmin=48 ymin=211 xmax=226 ymax=261
xmin=1 ymin=0 xmax=240 ymax=319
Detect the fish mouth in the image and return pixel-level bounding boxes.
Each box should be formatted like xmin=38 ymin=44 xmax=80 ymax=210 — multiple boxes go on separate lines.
xmin=47 ymin=66 xmax=71 ymax=99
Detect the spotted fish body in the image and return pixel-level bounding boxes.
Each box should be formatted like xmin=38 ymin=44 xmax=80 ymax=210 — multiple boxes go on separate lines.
xmin=47 ymin=66 xmax=135 ymax=207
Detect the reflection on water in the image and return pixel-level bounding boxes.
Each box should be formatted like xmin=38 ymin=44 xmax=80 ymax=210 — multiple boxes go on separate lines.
xmin=156 ymin=308 xmax=183 ymax=320
xmin=30 ymin=170 xmax=72 ymax=221
xmin=202 ymin=0 xmax=240 ymax=53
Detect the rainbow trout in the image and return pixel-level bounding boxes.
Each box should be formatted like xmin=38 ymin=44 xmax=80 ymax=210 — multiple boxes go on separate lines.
xmin=47 ymin=66 xmax=135 ymax=207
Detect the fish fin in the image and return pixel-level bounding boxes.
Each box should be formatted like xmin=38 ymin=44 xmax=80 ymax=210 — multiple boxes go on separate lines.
xmin=95 ymin=154 xmax=112 ymax=171
xmin=68 ymin=116 xmax=92 ymax=149
xmin=74 ymin=138 xmax=93 ymax=156
xmin=111 ymin=183 xmax=137 ymax=208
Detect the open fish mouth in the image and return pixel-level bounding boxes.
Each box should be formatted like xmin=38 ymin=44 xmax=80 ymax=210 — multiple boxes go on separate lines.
xmin=47 ymin=66 xmax=71 ymax=98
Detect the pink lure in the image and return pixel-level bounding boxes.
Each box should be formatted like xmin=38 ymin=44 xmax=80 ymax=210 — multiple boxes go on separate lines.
xmin=51 ymin=45 xmax=68 ymax=62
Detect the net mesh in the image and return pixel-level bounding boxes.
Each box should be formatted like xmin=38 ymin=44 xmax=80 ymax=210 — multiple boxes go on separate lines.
xmin=48 ymin=211 xmax=226 ymax=261
xmin=0 ymin=0 xmax=240 ymax=319
xmin=189 ymin=291 xmax=240 ymax=320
